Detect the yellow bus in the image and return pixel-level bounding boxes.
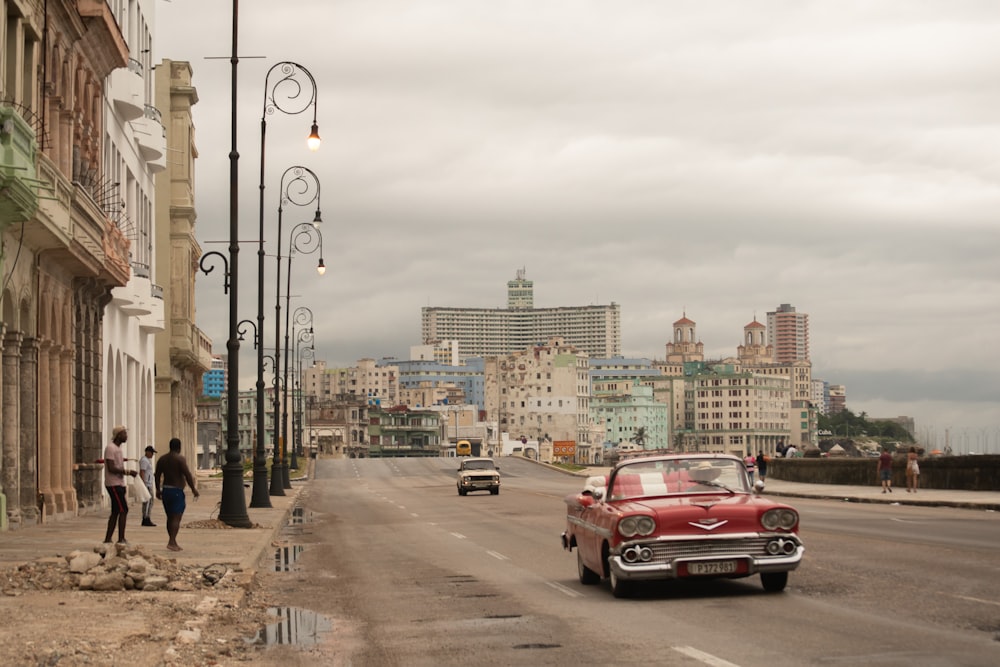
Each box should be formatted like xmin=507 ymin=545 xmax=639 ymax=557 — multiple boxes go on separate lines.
xmin=456 ymin=440 xmax=472 ymax=457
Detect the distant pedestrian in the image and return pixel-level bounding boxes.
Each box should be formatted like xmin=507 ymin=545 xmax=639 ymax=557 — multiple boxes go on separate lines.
xmin=154 ymin=438 xmax=200 ymax=552
xmin=878 ymin=447 xmax=893 ymax=493
xmin=785 ymin=445 xmax=798 ymax=458
xmin=744 ymin=454 xmax=756 ymax=484
xmin=103 ymin=425 xmax=138 ymax=544
xmin=139 ymin=446 xmax=156 ymax=526
xmin=906 ymin=446 xmax=920 ymax=493
xmin=756 ymin=452 xmax=768 ymax=483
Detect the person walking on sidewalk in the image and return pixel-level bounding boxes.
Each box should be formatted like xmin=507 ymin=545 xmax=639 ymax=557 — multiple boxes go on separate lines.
xmin=103 ymin=425 xmax=138 ymax=544
xmin=756 ymin=452 xmax=768 ymax=483
xmin=139 ymin=446 xmax=157 ymax=526
xmin=906 ymin=446 xmax=921 ymax=493
xmin=878 ymin=447 xmax=894 ymax=493
xmin=154 ymin=438 xmax=200 ymax=551
xmin=744 ymin=453 xmax=756 ymax=484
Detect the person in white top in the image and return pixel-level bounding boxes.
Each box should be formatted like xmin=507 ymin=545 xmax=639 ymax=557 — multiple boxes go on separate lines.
xmin=139 ymin=446 xmax=157 ymax=527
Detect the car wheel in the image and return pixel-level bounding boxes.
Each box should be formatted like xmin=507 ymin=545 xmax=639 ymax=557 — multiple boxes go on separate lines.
xmin=609 ymin=568 xmax=631 ymax=598
xmin=577 ymin=548 xmax=600 ymax=585
xmin=490 ymin=487 xmax=499 ymax=495
xmin=761 ymin=571 xmax=788 ymax=593
xmin=458 ymin=488 xmax=466 ymax=496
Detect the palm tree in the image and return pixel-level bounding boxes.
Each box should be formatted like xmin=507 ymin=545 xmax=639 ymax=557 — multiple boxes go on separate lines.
xmin=634 ymin=427 xmax=647 ymax=447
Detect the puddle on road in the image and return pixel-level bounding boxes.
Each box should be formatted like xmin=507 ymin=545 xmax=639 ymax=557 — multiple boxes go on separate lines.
xmin=250 ymin=606 xmax=333 ymax=647
xmin=274 ymin=544 xmax=304 ymax=572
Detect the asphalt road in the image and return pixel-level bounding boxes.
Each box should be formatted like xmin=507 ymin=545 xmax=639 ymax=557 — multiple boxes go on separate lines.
xmin=251 ymin=456 xmax=1000 ymax=666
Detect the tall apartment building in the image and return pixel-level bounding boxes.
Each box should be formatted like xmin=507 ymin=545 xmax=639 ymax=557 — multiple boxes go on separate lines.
xmin=202 ymin=356 xmax=227 ymax=399
xmin=766 ymin=303 xmax=810 ymax=363
xmin=421 ymin=270 xmax=621 ymax=360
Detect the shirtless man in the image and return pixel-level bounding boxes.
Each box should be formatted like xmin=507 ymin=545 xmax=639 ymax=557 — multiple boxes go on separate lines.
xmin=154 ymin=437 xmax=200 ymax=551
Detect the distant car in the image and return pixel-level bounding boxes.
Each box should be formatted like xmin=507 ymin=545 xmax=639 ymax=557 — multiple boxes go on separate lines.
xmin=457 ymin=457 xmax=500 ymax=496
xmin=561 ymin=454 xmax=803 ymax=598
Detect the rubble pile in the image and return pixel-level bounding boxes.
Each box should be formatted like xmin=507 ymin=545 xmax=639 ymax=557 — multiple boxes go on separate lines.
xmin=0 ymin=542 xmax=240 ymax=595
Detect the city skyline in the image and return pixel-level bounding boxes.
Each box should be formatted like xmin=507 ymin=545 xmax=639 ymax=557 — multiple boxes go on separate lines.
xmin=154 ymin=1 xmax=999 ymax=438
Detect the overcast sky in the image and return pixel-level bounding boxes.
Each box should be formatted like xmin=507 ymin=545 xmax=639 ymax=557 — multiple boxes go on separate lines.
xmin=155 ymin=1 xmax=999 ymax=450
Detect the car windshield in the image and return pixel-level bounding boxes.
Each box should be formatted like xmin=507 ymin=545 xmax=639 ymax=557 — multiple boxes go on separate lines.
xmin=607 ymin=458 xmax=749 ymax=500
xmin=463 ymin=460 xmax=495 ymax=470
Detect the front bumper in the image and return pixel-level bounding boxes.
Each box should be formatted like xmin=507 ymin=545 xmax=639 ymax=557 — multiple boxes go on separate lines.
xmin=608 ymin=535 xmax=804 ymax=581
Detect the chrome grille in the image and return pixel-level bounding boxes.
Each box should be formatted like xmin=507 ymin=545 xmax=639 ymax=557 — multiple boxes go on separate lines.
xmin=645 ymin=537 xmax=772 ymax=562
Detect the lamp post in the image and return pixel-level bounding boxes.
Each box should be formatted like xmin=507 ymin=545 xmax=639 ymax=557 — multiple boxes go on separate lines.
xmin=277 ymin=229 xmax=324 ymax=489
xmin=263 ymin=167 xmax=321 ymax=498
xmin=257 ymin=60 xmax=320 ymax=498
xmin=294 ymin=330 xmax=315 ymax=465
xmin=285 ymin=304 xmax=316 ymax=476
xmin=201 ymin=1 xmax=251 ymax=527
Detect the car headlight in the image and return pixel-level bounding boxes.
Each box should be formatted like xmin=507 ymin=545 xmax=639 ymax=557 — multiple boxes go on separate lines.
xmin=761 ymin=509 xmax=798 ymax=531
xmin=618 ymin=515 xmax=656 ymax=538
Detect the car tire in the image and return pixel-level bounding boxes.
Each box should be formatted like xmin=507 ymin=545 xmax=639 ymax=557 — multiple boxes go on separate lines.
xmin=490 ymin=487 xmax=499 ymax=495
xmin=458 ymin=488 xmax=466 ymax=496
xmin=761 ymin=571 xmax=788 ymax=593
xmin=577 ymin=549 xmax=600 ymax=585
xmin=609 ymin=568 xmax=631 ymax=598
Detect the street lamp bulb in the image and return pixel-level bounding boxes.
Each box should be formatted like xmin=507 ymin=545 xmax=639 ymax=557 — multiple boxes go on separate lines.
xmin=312 ymin=209 xmax=323 ymax=227
xmin=307 ymin=123 xmax=321 ymax=151
xmin=317 ymin=258 xmax=326 ymax=275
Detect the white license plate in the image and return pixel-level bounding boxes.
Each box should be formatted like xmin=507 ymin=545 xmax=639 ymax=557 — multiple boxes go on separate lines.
xmin=687 ymin=560 xmax=738 ymax=575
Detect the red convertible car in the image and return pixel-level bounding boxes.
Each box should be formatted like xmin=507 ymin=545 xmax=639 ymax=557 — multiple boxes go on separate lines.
xmin=561 ymin=454 xmax=803 ymax=598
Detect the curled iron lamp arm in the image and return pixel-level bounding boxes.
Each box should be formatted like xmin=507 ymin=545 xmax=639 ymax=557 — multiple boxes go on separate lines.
xmin=199 ymin=252 xmax=230 ymax=293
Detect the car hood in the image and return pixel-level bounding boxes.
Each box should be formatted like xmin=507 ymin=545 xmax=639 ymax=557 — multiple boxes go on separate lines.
xmin=613 ymin=494 xmax=785 ymax=535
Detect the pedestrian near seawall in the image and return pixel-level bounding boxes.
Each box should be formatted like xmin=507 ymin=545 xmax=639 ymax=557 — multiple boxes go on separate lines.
xmin=906 ymin=446 xmax=920 ymax=493
xmin=878 ymin=447 xmax=893 ymax=493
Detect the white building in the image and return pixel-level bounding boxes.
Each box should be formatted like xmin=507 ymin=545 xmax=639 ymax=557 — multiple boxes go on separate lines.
xmin=103 ymin=0 xmax=165 ymax=464
xmin=422 ymin=270 xmax=621 ymax=360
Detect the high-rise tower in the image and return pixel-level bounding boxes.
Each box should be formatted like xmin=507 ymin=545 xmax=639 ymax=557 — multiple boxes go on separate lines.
xmin=766 ymin=304 xmax=810 ymax=363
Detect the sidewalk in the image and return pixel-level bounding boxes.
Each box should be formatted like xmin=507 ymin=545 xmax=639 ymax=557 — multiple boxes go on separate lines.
xmin=0 ymin=475 xmax=305 ymax=570
xmin=761 ymin=478 xmax=1000 ymax=511
xmin=549 ymin=461 xmax=1000 ymax=511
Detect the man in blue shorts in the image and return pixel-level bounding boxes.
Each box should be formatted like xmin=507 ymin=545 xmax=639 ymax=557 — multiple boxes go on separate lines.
xmin=154 ymin=437 xmax=200 ymax=551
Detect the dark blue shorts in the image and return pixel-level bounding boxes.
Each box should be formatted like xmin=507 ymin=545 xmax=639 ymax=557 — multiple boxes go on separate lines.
xmin=161 ymin=487 xmax=186 ymax=515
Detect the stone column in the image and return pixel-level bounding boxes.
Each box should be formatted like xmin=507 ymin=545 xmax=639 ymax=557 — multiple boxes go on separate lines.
xmin=2 ymin=329 xmax=19 ymax=529
xmin=37 ymin=340 xmax=54 ymax=518
xmin=18 ymin=338 xmax=38 ymax=524
xmin=61 ymin=347 xmax=77 ymax=512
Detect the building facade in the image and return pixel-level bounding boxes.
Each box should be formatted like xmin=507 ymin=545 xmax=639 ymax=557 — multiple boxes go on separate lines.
xmin=2 ymin=1 xmax=139 ymax=529
xmin=152 ymin=59 xmax=211 ymax=460
xmin=483 ymin=337 xmax=593 ymax=446
xmin=422 ymin=270 xmax=621 ymax=360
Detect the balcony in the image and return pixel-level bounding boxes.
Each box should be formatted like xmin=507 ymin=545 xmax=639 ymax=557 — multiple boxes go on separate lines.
xmin=109 ymin=59 xmax=144 ymax=121
xmin=139 ymin=285 xmax=165 ymax=332
xmin=0 ymin=106 xmax=39 ymax=224
xmin=133 ymin=105 xmax=165 ymax=162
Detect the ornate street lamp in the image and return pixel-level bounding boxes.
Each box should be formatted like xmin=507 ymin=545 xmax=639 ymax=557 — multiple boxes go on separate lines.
xmin=201 ymin=1 xmax=251 ymax=527
xmin=264 ymin=167 xmax=321 ymax=498
xmin=294 ymin=327 xmax=315 ymax=466
xmin=257 ymin=59 xmax=320 ymax=501
xmin=275 ymin=227 xmax=324 ymax=490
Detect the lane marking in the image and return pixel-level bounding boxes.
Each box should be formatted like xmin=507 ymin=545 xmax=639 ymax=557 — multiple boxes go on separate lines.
xmin=955 ymin=594 xmax=1000 ymax=607
xmin=451 ymin=532 xmax=467 ymax=540
xmin=410 ymin=513 xmax=420 ymax=518
xmin=546 ymin=581 xmax=583 ymax=598
xmin=673 ymin=645 xmax=741 ymax=667
xmin=486 ymin=550 xmax=509 ymax=561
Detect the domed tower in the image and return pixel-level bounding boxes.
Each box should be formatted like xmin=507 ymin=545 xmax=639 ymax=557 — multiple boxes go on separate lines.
xmin=737 ymin=317 xmax=773 ymax=364
xmin=665 ymin=313 xmax=704 ymax=362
